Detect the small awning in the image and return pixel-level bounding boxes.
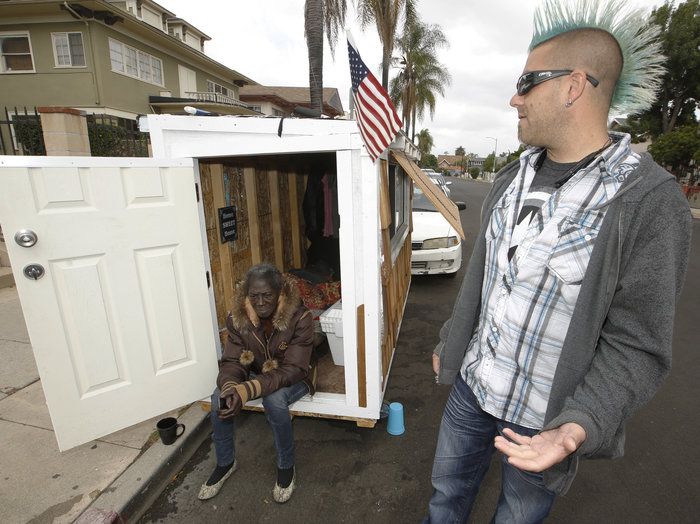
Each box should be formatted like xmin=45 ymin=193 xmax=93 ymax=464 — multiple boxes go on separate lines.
xmin=392 ymin=151 xmax=465 ymax=240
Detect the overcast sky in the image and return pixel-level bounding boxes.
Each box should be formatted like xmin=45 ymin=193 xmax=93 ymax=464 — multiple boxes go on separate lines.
xmin=162 ymin=0 xmax=670 ymax=158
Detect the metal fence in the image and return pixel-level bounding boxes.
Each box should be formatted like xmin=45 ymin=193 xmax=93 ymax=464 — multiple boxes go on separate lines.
xmin=86 ymin=114 xmax=150 ymax=157
xmin=0 ymin=107 xmax=46 ymax=156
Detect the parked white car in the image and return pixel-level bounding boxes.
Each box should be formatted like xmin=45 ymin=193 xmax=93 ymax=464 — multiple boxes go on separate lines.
xmin=411 ymin=184 xmax=465 ymax=276
xmin=422 ymin=169 xmax=451 ymax=197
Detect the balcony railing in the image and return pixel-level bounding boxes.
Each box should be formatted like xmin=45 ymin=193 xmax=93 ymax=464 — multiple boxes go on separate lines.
xmin=184 ymin=91 xmax=251 ymax=109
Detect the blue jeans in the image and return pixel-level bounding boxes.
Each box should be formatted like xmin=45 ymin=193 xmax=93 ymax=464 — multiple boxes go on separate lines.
xmin=210 ymin=381 xmax=309 ymax=470
xmin=425 ymin=373 xmax=555 ymax=524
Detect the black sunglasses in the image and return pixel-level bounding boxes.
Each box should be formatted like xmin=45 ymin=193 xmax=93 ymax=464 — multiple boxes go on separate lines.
xmin=516 ymin=70 xmax=599 ymax=95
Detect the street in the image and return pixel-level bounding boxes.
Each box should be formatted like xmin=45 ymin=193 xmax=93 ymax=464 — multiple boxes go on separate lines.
xmin=140 ymin=177 xmax=700 ymax=523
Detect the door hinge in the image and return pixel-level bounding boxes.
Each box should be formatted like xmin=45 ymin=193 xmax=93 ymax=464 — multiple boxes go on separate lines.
xmin=206 ymin=270 xmax=211 ymax=288
xmin=195 ymin=182 xmax=200 ymax=202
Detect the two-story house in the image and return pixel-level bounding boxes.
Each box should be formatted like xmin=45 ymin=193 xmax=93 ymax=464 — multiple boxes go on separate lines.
xmin=0 ymin=0 xmax=259 ymax=153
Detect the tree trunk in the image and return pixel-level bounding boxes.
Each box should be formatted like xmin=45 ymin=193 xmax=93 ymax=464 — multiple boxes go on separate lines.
xmin=305 ymin=0 xmax=324 ymax=113
xmin=381 ymin=47 xmax=391 ymax=90
xmin=666 ymin=95 xmax=684 ymax=135
xmin=411 ymin=110 xmax=416 ymax=142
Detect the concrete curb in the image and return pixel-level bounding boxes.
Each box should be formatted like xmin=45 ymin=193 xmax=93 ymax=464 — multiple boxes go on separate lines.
xmin=74 ymin=403 xmax=212 ymax=524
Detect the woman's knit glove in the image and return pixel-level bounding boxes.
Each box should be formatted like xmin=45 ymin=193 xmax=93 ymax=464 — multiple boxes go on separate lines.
xmin=219 ymin=379 xmax=263 ymax=417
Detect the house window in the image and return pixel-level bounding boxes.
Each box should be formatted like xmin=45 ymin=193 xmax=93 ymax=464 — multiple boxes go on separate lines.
xmin=388 ymin=164 xmax=410 ymax=251
xmin=138 ymin=51 xmax=151 ymax=82
xmin=1 ymin=32 xmax=35 ymax=73
xmin=151 ymin=57 xmax=162 ymax=85
xmin=206 ymin=80 xmax=234 ymax=99
xmin=52 ymin=32 xmax=85 ymax=67
xmin=108 ymin=38 xmax=163 ymax=86
xmin=249 ymin=105 xmax=262 ymax=113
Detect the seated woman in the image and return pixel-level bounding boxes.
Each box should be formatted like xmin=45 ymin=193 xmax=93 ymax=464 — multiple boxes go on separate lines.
xmin=198 ymin=263 xmax=315 ymax=503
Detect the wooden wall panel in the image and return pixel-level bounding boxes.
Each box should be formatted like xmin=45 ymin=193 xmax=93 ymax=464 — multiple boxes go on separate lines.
xmin=357 ymin=304 xmax=367 ymax=408
xmin=278 ymin=171 xmax=295 ymax=271
xmin=199 ymin=155 xmax=328 ymax=328
xmin=269 ymin=170 xmax=284 ymax=269
xmin=297 ymin=174 xmax=308 ymax=265
xmin=223 ymin=165 xmax=251 ymax=255
xmin=288 ymin=172 xmax=302 ymax=268
xmin=378 ymin=161 xmax=412 ymax=381
xmin=243 ymin=167 xmax=262 ymax=264
xmin=255 ymin=166 xmax=276 ymax=264
xmin=210 ymin=163 xmax=236 ymax=319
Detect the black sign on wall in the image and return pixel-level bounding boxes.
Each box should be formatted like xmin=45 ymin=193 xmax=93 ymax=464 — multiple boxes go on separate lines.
xmin=218 ymin=206 xmax=238 ymax=244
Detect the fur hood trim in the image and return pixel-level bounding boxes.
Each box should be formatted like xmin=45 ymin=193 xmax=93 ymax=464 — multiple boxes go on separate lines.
xmin=230 ymin=274 xmax=301 ymax=334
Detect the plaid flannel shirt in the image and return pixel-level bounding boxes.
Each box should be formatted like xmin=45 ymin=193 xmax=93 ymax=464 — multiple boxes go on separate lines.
xmin=461 ymin=133 xmax=640 ymax=429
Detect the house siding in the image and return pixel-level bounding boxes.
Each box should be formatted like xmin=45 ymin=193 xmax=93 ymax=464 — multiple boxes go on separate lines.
xmin=0 ymin=2 xmax=250 ymax=120
xmin=1 ymin=23 xmax=97 ymax=110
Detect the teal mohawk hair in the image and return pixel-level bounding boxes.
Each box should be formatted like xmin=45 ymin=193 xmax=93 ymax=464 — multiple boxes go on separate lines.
xmin=530 ymin=0 xmax=666 ymax=115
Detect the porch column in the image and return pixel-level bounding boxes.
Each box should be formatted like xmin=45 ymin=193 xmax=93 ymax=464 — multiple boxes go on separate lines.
xmin=37 ymin=107 xmax=91 ymax=156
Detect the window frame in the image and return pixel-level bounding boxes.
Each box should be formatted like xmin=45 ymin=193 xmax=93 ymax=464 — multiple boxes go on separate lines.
xmin=388 ymin=162 xmax=411 ymax=262
xmin=206 ymin=80 xmax=234 ymax=98
xmin=51 ymin=31 xmax=86 ymax=68
xmin=108 ymin=38 xmax=164 ymax=87
xmin=0 ymin=31 xmax=36 ymax=74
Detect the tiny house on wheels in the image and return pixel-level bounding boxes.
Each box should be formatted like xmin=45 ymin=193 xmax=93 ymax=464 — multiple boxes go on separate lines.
xmin=0 ymin=114 xmax=463 ymax=450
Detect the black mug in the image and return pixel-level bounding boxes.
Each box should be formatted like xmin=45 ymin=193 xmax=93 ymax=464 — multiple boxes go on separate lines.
xmin=156 ymin=417 xmax=185 ymax=445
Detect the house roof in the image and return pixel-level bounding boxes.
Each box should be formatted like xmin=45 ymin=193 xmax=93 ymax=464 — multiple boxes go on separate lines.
xmin=133 ymin=0 xmax=176 ymax=19
xmin=239 ymin=85 xmax=344 ymax=117
xmin=437 ymin=155 xmax=464 ymax=166
xmin=166 ymin=18 xmax=212 ymax=41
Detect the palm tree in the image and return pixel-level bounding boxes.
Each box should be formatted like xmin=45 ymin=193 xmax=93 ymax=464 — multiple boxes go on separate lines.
xmin=305 ymin=0 xmax=347 ymax=113
xmin=356 ymin=0 xmax=417 ymax=89
xmin=389 ymin=21 xmax=451 ymax=140
xmin=416 ymin=128 xmax=433 ymax=157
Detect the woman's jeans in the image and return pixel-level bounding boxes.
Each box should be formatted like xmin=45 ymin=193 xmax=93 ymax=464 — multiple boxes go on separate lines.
xmin=425 ymin=373 xmax=556 ymax=524
xmin=210 ymin=381 xmax=309 ymax=470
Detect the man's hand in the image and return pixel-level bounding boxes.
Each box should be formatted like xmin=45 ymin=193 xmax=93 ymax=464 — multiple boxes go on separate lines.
xmin=493 ymin=422 xmax=586 ymax=472
xmin=216 ymin=389 xmax=242 ymax=419
xmin=432 ymin=353 xmax=440 ymax=375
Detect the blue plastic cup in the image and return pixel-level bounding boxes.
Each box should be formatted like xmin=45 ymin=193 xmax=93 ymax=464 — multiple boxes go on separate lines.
xmin=387 ymin=402 xmax=405 ymax=435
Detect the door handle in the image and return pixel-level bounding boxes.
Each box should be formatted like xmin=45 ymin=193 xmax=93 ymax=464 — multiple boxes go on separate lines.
xmin=15 ymin=229 xmax=38 ymax=248
xmin=23 ymin=264 xmax=45 ymax=280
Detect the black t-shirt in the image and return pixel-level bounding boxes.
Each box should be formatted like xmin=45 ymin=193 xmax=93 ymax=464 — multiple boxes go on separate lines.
xmin=508 ymin=156 xmax=578 ymax=262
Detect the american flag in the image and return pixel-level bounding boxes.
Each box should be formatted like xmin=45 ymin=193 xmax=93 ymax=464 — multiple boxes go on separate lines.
xmin=348 ymin=35 xmax=402 ymax=162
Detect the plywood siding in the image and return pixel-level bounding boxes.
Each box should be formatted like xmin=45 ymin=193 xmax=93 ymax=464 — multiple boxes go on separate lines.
xmin=200 ymin=157 xmax=310 ymax=328
xmin=379 ymin=160 xmax=412 ymax=381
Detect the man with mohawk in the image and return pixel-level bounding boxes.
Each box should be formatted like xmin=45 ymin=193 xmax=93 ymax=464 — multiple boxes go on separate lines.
xmin=424 ymin=1 xmax=692 ymax=521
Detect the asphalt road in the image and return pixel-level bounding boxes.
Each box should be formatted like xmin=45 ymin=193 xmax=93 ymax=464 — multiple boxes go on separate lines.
xmin=140 ymin=177 xmax=699 ymax=523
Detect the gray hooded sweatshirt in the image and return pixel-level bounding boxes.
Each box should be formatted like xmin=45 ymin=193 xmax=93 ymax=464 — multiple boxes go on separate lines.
xmin=434 ymin=152 xmax=692 ymax=494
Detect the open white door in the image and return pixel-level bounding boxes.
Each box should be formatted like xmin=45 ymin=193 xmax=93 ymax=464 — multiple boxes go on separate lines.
xmin=0 ymin=157 xmax=219 ymax=451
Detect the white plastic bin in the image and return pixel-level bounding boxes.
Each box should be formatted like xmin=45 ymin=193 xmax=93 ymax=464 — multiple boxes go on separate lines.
xmin=319 ymin=300 xmax=343 ymax=366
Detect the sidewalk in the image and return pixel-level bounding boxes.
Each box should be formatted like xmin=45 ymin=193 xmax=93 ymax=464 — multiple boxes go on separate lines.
xmin=0 ymin=285 xmax=212 ymax=524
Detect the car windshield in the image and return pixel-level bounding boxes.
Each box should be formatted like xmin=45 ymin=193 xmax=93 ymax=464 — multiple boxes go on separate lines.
xmin=413 ymin=186 xmax=438 ymax=212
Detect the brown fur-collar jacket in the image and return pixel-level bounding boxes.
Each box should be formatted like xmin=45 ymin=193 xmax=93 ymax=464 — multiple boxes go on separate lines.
xmin=217 ymin=275 xmax=316 ymax=401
